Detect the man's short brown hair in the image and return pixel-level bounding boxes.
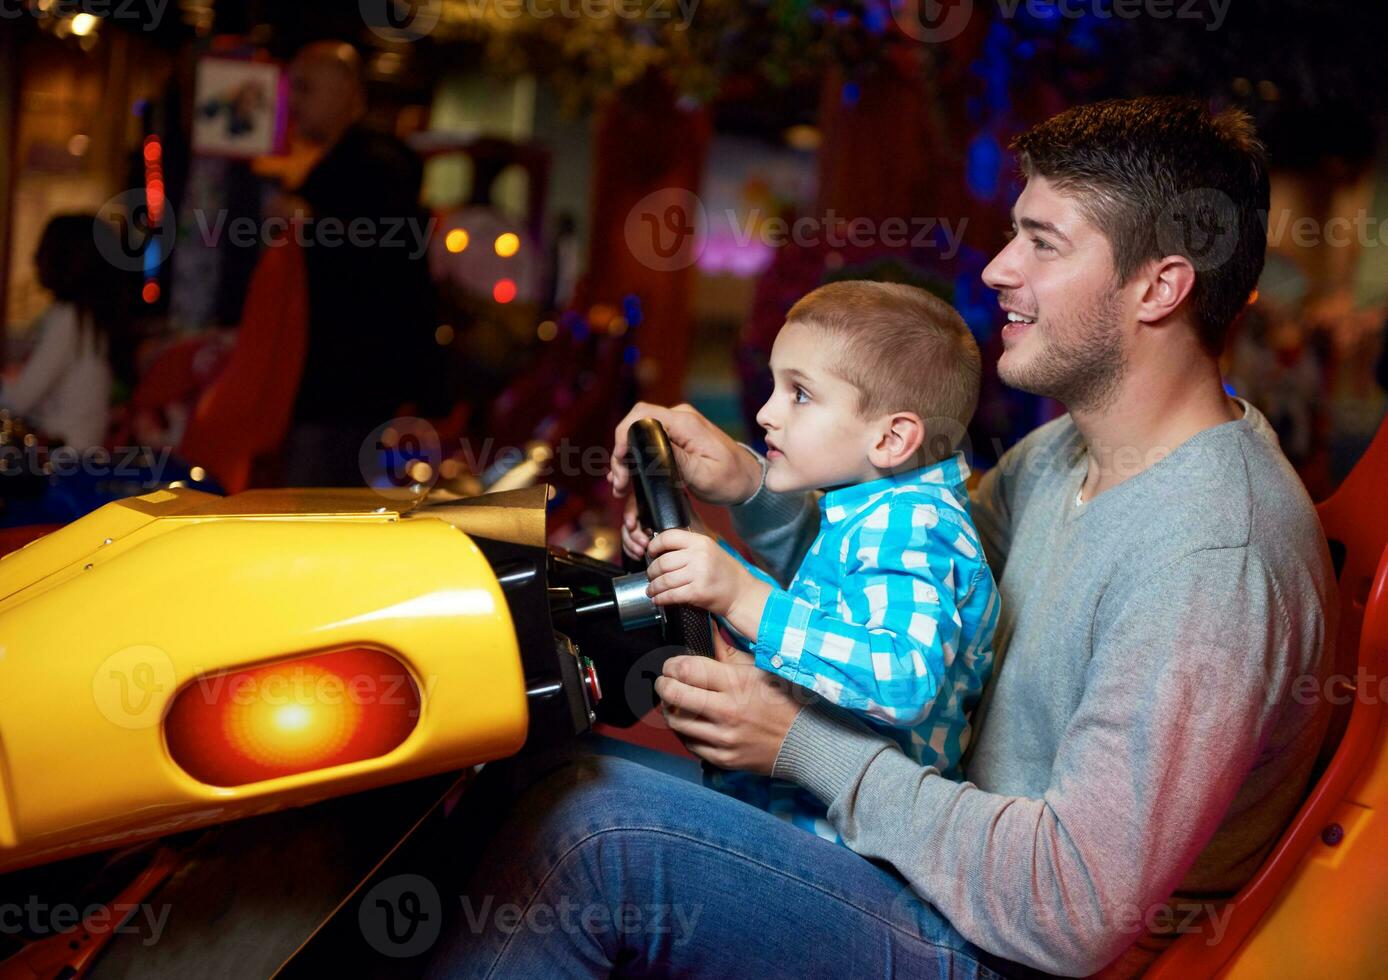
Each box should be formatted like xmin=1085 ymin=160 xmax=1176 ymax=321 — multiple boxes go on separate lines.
xmin=1011 ymin=96 xmax=1269 ymax=355
xmin=785 ymin=280 xmax=980 ymax=461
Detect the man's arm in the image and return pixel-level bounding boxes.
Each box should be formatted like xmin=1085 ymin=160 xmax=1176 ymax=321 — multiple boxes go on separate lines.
xmin=773 ymin=546 xmax=1317 ymax=975
xmin=727 ymin=448 xmax=819 ymax=588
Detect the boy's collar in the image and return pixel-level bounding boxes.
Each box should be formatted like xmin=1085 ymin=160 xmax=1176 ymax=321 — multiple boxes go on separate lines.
xmin=820 ymin=452 xmax=971 ymax=525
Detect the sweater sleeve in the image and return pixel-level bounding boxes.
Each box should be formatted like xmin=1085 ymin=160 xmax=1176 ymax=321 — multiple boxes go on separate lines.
xmin=727 ymin=450 xmax=820 ymax=588
xmin=773 ymin=546 xmax=1313 ymax=976
xmin=0 ymin=305 xmax=78 ymax=417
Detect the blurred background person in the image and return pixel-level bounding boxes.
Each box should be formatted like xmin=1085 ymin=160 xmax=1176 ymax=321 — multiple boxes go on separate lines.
xmin=280 ymin=40 xmax=443 ymax=486
xmin=0 ymin=214 xmax=132 ymax=450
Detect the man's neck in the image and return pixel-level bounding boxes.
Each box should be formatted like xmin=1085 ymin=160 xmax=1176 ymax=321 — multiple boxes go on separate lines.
xmin=1070 ymin=348 xmax=1241 ymax=502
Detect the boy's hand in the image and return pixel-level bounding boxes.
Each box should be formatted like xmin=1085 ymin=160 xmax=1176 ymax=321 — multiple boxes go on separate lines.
xmin=621 ymin=497 xmax=711 ymax=562
xmin=620 ymin=498 xmax=653 ymax=561
xmin=646 ymin=530 xmax=771 ymax=637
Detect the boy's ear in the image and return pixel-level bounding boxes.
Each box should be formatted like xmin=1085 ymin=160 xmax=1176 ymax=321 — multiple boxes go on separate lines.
xmin=868 ymin=412 xmax=925 ymax=471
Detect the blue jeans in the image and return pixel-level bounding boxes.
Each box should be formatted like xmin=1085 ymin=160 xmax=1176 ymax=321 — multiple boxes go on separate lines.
xmin=423 ymin=745 xmax=1005 ymax=979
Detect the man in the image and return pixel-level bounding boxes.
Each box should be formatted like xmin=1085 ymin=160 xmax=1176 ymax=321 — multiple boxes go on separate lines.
xmin=282 ymin=41 xmax=442 ymax=486
xmin=424 ymin=98 xmax=1334 ymax=978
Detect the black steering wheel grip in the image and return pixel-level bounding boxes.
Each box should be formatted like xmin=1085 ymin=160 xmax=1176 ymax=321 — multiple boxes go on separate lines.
xmin=625 ymin=418 xmax=717 ymax=658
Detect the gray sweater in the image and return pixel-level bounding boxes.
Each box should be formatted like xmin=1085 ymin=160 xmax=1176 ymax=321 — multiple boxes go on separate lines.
xmin=733 ymin=400 xmax=1335 ymax=977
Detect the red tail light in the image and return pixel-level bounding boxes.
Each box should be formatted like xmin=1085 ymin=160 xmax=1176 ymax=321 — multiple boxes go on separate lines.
xmin=165 ymin=648 xmax=420 ymax=787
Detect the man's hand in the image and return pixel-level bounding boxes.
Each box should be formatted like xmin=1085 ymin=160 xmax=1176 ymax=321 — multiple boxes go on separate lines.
xmin=609 ymin=402 xmax=763 ymax=507
xmin=655 ymin=631 xmax=810 ymax=775
xmin=646 ymin=529 xmax=771 ymax=636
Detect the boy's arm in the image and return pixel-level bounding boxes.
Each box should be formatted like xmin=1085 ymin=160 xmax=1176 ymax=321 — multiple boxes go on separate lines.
xmin=750 ymin=500 xmax=990 ymax=728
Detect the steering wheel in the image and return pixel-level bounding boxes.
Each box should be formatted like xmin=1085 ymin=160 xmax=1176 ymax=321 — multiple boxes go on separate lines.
xmin=624 ymin=418 xmax=717 ymax=658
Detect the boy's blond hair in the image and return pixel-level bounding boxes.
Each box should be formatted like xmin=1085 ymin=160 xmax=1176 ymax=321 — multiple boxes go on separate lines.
xmin=785 ymin=280 xmax=980 ymax=461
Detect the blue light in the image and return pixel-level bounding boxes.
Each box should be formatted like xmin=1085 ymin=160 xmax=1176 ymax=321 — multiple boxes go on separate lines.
xmin=624 ymin=345 xmax=640 ymax=366
xmin=966 ymin=134 xmax=1003 ymax=200
xmin=1223 ymin=380 xmax=1237 ymax=397
xmin=841 ymin=81 xmax=860 ymax=107
xmin=622 ymin=293 xmax=644 ymax=328
xmin=833 ymin=9 xmax=854 ymax=26
xmin=143 ymin=238 xmax=162 ymax=277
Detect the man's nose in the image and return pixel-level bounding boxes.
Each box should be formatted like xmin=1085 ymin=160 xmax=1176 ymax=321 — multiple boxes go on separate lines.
xmin=982 ymin=238 xmax=1024 ymax=293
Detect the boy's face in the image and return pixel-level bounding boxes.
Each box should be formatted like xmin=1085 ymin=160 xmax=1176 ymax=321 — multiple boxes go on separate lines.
xmin=755 ymin=320 xmax=884 ymax=493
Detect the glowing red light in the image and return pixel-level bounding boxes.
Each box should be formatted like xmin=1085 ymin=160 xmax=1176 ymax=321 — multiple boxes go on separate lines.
xmin=164 ymin=648 xmax=421 ymax=787
xmin=143 ymin=140 xmax=162 ymax=163
xmin=142 ymin=282 xmax=160 ymax=304
xmin=493 ymin=278 xmax=517 ymax=304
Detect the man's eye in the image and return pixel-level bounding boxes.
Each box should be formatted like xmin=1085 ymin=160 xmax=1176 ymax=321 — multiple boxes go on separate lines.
xmin=1033 ymin=238 xmax=1055 ymax=253
xmin=793 ymin=386 xmax=810 ymax=404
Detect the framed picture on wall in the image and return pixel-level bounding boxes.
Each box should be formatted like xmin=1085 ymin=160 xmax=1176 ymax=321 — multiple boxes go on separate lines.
xmin=192 ymin=57 xmax=287 ymax=158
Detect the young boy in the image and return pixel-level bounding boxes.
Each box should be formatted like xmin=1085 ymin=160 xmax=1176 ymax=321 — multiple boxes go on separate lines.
xmin=626 ymin=280 xmax=1000 ymax=844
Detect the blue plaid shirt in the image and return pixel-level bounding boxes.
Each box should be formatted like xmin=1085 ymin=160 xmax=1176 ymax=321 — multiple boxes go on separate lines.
xmin=711 ymin=452 xmax=1000 ymax=842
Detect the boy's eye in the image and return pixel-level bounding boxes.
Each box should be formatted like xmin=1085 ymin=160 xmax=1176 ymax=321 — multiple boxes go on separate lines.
xmin=793 ymin=386 xmax=810 ymax=404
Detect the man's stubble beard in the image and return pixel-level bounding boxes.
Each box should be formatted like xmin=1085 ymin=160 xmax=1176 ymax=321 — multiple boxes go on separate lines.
xmin=999 ymin=287 xmax=1128 ymax=414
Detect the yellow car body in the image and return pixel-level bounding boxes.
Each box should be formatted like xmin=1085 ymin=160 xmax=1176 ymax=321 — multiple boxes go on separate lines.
xmin=0 ymin=487 xmax=530 ymax=873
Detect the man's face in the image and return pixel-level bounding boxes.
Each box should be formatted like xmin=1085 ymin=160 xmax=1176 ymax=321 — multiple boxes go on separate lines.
xmin=982 ymin=176 xmax=1130 ymax=412
xmin=755 ymin=320 xmax=882 ymax=493
xmin=289 ymin=59 xmax=354 ymax=145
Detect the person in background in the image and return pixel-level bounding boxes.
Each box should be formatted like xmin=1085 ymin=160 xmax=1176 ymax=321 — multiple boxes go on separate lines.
xmin=0 ymin=215 xmax=132 ymax=450
xmin=281 ymin=40 xmax=444 ymax=486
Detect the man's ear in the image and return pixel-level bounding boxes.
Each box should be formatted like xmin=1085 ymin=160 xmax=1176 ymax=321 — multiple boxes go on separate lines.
xmin=1136 ymin=255 xmax=1198 ymax=326
xmin=868 ymin=412 xmax=925 ymax=471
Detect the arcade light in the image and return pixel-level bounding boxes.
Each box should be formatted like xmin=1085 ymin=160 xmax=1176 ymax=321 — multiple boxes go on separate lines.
xmin=446 ymin=228 xmax=470 ymax=253
xmin=493 ymin=278 xmax=517 ymax=304
xmin=494 ymin=232 xmax=520 ymax=258
xmin=142 ymin=134 xmax=164 ymax=304
xmin=164 ymin=647 xmax=421 ymax=787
